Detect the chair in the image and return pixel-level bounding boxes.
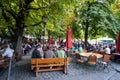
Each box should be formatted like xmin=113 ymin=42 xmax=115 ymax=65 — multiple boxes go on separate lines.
xmin=98 ymin=54 xmax=111 ymax=72
xmin=86 ymin=54 xmax=97 ymax=71
xmin=75 ymin=53 xmax=85 ymax=68
xmin=87 ymin=54 xmax=97 ymax=65
xmin=75 ymin=53 xmax=85 ymax=63
xmin=103 ymin=54 xmax=111 ymax=62
xmin=92 ymin=50 xmax=98 ymax=53
xmin=101 ymin=51 xmax=106 ymax=57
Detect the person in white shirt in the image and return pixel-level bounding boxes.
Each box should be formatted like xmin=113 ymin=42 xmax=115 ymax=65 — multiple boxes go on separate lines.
xmin=104 ymin=46 xmax=111 ymax=54
xmin=2 ymin=44 xmax=14 ymax=58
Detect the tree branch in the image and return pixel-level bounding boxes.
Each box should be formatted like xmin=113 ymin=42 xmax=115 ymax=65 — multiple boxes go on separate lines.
xmin=6 ymin=10 xmax=17 ymax=20
xmin=0 ymin=3 xmax=17 ymax=20
xmin=31 ymin=21 xmax=42 ymax=26
xmin=2 ymin=9 xmax=10 ymax=22
xmin=27 ymin=7 xmax=46 ymax=10
xmin=25 ymin=0 xmax=34 ymax=5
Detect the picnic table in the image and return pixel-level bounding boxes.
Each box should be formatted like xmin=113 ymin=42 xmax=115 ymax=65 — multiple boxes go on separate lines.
xmin=80 ymin=53 xmax=103 ymax=58
xmin=112 ymin=53 xmax=120 ymax=62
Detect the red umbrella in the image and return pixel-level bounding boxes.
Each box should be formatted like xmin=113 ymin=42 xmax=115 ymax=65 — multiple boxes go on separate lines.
xmin=116 ymin=31 xmax=120 ymax=53
xmin=48 ymin=37 xmax=52 ymax=44
xmin=65 ymin=27 xmax=72 ymax=49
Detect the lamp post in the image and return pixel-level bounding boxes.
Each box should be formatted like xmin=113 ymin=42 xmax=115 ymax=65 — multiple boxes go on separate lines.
xmin=42 ymin=15 xmax=47 ymax=47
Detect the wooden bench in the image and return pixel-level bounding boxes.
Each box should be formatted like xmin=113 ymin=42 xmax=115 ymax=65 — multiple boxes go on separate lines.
xmin=0 ymin=53 xmax=17 ymax=68
xmin=31 ymin=58 xmax=67 ymax=77
xmin=0 ymin=58 xmax=10 ymax=68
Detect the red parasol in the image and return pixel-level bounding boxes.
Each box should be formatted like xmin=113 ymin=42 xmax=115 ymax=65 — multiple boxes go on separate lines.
xmin=65 ymin=27 xmax=72 ymax=49
xmin=116 ymin=31 xmax=120 ymax=53
xmin=48 ymin=37 xmax=52 ymax=44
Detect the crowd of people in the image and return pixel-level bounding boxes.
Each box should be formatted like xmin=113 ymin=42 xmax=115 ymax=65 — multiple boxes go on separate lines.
xmin=0 ymin=38 xmax=117 ymax=68
xmin=31 ymin=44 xmax=70 ymax=59
xmin=28 ymin=39 xmax=116 ymax=64
xmin=70 ymin=40 xmax=116 ymax=55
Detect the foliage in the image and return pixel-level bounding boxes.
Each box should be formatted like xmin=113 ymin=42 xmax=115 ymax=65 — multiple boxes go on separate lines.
xmin=74 ymin=0 xmax=119 ymax=40
xmin=111 ymin=0 xmax=120 ymax=35
xmin=24 ymin=0 xmax=77 ymax=38
xmin=0 ymin=0 xmax=120 ymax=45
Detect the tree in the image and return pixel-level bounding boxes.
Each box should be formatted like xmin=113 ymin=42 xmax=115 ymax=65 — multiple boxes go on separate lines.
xmin=74 ymin=0 xmax=118 ymax=47
xmin=0 ymin=0 xmax=78 ymax=59
xmin=111 ymin=0 xmax=120 ymax=38
xmin=0 ymin=0 xmax=35 ymax=60
xmin=0 ymin=0 xmax=58 ymax=59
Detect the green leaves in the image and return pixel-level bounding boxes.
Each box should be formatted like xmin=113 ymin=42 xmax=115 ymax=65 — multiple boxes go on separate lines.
xmin=74 ymin=0 xmax=119 ymax=39
xmin=0 ymin=0 xmax=119 ymax=40
xmin=88 ymin=0 xmax=94 ymax=3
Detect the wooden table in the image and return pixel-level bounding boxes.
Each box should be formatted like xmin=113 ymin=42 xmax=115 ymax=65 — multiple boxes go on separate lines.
xmin=112 ymin=53 xmax=120 ymax=55
xmin=80 ymin=53 xmax=103 ymax=58
xmin=112 ymin=53 xmax=120 ymax=62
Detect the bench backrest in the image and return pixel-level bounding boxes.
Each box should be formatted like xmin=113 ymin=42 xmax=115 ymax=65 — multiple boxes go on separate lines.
xmin=31 ymin=58 xmax=67 ymax=65
xmin=31 ymin=58 xmax=68 ymax=77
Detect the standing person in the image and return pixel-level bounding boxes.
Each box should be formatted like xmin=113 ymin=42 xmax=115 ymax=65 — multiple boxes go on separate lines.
xmin=31 ymin=46 xmax=41 ymax=58
xmin=44 ymin=46 xmax=55 ymax=58
xmin=24 ymin=43 xmax=31 ymax=55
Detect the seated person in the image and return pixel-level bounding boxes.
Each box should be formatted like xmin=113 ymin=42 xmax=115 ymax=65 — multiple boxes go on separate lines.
xmin=2 ymin=44 xmax=14 ymax=58
xmin=78 ymin=46 xmax=83 ymax=54
xmin=37 ymin=45 xmax=44 ymax=58
xmin=71 ymin=46 xmax=75 ymax=51
xmin=32 ymin=46 xmax=42 ymax=58
xmin=0 ymin=44 xmax=14 ymax=68
xmin=56 ymin=47 xmax=66 ymax=58
xmin=63 ymin=47 xmax=70 ymax=57
xmin=44 ymin=46 xmax=55 ymax=58
xmin=52 ymin=46 xmax=57 ymax=54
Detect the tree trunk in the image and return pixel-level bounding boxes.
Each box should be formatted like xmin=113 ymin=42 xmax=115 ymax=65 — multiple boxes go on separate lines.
xmin=15 ymin=34 xmax=23 ymax=60
xmin=84 ymin=1 xmax=91 ymax=48
xmin=14 ymin=23 xmax=24 ymax=60
xmin=84 ymin=21 xmax=89 ymax=48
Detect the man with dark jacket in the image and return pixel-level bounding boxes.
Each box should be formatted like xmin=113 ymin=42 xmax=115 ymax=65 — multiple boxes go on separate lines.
xmin=32 ymin=46 xmax=41 ymax=58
